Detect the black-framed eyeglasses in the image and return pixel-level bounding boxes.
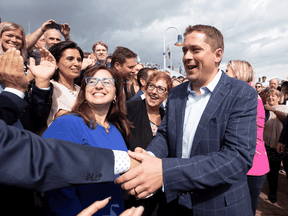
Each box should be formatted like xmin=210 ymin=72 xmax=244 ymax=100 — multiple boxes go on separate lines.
xmin=85 ymin=77 xmax=115 ymax=87
xmin=147 ymin=83 xmax=167 ymax=94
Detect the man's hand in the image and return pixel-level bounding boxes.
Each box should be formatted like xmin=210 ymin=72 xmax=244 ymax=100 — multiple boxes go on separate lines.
xmin=77 ymin=197 xmax=144 ymax=216
xmin=41 ymin=19 xmax=56 ymax=33
xmin=0 ymin=48 xmax=28 ymax=93
xmin=29 ymin=47 xmax=56 ymax=88
xmin=81 ymin=54 xmax=96 ymax=70
xmin=277 ymin=142 xmax=285 ymax=154
xmin=61 ymin=23 xmax=71 ymax=40
xmin=134 ymin=147 xmax=149 ymax=154
xmin=115 ymin=151 xmax=163 ymax=199
xmin=129 ymin=154 xmax=141 ymax=171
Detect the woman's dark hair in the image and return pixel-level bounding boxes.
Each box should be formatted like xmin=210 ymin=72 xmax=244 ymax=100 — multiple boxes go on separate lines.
xmin=71 ymin=65 xmax=132 ymax=139
xmin=49 ymin=41 xmax=84 ymax=81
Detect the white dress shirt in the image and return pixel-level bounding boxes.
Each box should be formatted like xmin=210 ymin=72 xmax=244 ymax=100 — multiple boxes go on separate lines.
xmin=182 ymin=71 xmax=222 ymax=158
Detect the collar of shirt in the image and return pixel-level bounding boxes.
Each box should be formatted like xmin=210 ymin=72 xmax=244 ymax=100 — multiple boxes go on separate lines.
xmin=186 ymin=70 xmax=222 ymax=96
xmin=182 ymin=70 xmax=223 ymax=158
xmin=96 ymin=61 xmax=111 ymax=68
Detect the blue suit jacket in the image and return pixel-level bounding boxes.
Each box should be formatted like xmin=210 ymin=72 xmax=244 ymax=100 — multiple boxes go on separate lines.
xmin=0 ymin=91 xmax=114 ymax=192
xmin=146 ymin=72 xmax=258 ymax=215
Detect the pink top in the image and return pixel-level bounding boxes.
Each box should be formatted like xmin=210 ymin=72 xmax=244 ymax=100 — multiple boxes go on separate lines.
xmin=247 ymin=96 xmax=270 ymax=176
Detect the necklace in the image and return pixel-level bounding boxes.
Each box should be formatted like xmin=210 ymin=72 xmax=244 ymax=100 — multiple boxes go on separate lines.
xmin=59 ymin=80 xmax=78 ymax=97
xmin=98 ymin=122 xmax=110 ymax=134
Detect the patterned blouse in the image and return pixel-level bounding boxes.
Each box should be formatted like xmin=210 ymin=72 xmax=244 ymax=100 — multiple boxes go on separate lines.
xmin=149 ymin=121 xmax=159 ymax=136
xmin=263 ymin=105 xmax=288 ymax=149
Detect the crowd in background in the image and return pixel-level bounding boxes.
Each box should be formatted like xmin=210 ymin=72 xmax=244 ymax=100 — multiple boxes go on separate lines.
xmin=0 ymin=18 xmax=287 ymax=216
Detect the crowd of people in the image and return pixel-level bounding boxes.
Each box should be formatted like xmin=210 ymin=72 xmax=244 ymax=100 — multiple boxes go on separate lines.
xmin=0 ymin=18 xmax=287 ymax=216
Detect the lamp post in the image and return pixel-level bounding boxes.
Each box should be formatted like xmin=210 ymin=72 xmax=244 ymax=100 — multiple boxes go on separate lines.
xmin=163 ymin=26 xmax=183 ymax=70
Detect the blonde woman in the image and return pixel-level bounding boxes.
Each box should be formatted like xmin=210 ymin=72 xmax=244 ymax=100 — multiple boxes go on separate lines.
xmin=226 ymin=60 xmax=269 ymax=214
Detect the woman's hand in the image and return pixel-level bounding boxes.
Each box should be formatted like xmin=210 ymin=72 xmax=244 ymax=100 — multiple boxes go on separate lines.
xmin=77 ymin=197 xmax=144 ymax=216
xmin=264 ymin=103 xmax=274 ymax=111
xmin=81 ymin=54 xmax=96 ymax=70
xmin=29 ymin=47 xmax=56 ymax=88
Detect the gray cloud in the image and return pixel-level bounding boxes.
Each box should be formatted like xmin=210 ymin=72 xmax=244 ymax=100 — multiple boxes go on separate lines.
xmin=1 ymin=0 xmax=287 ymax=78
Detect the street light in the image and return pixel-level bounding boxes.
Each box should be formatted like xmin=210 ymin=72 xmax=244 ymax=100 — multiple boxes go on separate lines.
xmin=163 ymin=26 xmax=183 ymax=70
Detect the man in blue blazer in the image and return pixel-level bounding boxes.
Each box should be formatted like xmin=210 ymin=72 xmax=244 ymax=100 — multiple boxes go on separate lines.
xmin=116 ymin=25 xmax=258 ymax=215
xmin=0 ymin=48 xmax=138 ymax=192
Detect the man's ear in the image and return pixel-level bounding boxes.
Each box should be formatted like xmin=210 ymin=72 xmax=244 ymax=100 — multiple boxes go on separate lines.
xmin=114 ymin=62 xmax=121 ymax=71
xmin=215 ymin=48 xmax=223 ymax=64
xmin=140 ymin=78 xmax=146 ymax=87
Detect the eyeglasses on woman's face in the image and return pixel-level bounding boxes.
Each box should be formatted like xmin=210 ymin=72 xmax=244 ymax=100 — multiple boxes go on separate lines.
xmin=85 ymin=77 xmax=115 ymax=87
xmin=147 ymin=82 xmax=167 ymax=94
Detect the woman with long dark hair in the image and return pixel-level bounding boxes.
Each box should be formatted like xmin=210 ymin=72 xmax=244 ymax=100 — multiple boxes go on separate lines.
xmin=43 ymin=65 xmax=132 ymax=215
xmin=46 ymin=41 xmax=84 ymax=126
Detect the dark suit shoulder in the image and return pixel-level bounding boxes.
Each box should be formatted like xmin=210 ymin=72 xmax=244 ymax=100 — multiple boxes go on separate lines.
xmin=167 ymin=82 xmax=189 ymax=100
xmin=126 ymin=100 xmax=146 ymax=114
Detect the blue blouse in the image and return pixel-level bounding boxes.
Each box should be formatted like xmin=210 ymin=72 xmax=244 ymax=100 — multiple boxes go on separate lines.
xmin=43 ymin=114 xmax=127 ymax=216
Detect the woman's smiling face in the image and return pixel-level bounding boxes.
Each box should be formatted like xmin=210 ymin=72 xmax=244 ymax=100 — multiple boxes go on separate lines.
xmin=145 ymin=78 xmax=168 ymax=109
xmin=85 ymin=69 xmax=116 ymax=109
xmin=1 ymin=29 xmax=23 ymax=52
xmin=267 ymin=92 xmax=280 ymax=106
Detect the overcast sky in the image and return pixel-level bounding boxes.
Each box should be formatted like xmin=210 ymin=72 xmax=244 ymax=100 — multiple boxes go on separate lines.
xmin=1 ymin=0 xmax=287 ymax=79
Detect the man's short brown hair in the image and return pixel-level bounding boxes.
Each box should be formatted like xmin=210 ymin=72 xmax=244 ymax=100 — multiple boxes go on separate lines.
xmin=92 ymin=41 xmax=108 ymax=52
xmin=111 ymin=46 xmax=137 ymax=68
xmin=184 ymin=25 xmax=224 ymax=52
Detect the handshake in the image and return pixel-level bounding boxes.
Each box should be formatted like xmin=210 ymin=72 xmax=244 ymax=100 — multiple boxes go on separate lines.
xmin=115 ymin=147 xmax=163 ymax=199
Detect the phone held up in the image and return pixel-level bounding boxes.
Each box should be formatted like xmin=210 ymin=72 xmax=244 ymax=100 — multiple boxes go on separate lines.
xmin=49 ymin=23 xmax=62 ymax=31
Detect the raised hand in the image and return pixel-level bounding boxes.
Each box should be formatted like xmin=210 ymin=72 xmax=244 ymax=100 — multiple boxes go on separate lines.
xmin=29 ymin=47 xmax=56 ymax=88
xmin=60 ymin=23 xmax=71 ymax=40
xmin=41 ymin=19 xmax=56 ymax=32
xmin=0 ymin=48 xmax=28 ymax=93
xmin=81 ymin=54 xmax=96 ymax=70
xmin=115 ymin=151 xmax=163 ymax=199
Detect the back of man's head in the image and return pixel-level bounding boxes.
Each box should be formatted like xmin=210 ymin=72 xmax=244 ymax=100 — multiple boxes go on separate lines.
xmin=137 ymin=68 xmax=154 ymax=87
xmin=111 ymin=46 xmax=137 ymax=68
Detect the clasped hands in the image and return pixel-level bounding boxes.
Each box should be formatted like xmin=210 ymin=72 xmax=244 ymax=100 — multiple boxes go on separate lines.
xmin=115 ymin=147 xmax=163 ymax=199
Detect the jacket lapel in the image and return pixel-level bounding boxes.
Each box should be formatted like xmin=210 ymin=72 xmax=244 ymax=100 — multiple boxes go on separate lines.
xmin=175 ymin=82 xmax=189 ymax=158
xmin=190 ymin=72 xmax=230 ymax=156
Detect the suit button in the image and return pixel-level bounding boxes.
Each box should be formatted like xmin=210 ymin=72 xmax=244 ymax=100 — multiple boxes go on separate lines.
xmin=85 ymin=174 xmax=91 ymax=180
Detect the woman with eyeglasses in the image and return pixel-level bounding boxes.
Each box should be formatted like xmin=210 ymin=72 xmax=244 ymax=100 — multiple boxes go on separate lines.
xmin=43 ymin=65 xmax=132 ymax=216
xmin=124 ymin=72 xmax=172 ymax=216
